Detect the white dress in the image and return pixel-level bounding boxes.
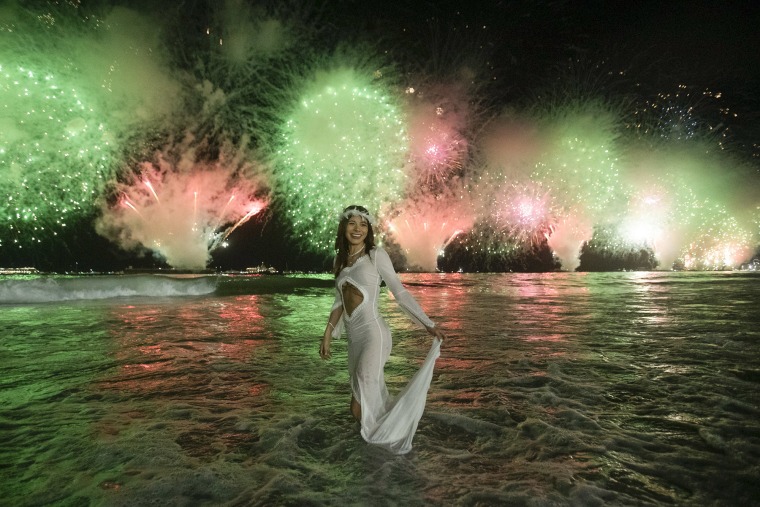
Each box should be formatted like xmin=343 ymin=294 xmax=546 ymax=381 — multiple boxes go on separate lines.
xmin=330 ymin=247 xmax=441 ymax=454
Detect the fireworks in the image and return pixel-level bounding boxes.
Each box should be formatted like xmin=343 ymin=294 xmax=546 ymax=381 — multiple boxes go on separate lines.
xmin=274 ymin=65 xmax=409 ymax=254
xmin=0 ymin=64 xmax=115 ymax=250
xmin=0 ymin=2 xmax=182 ymax=255
xmin=96 ymin=140 xmax=269 ymax=270
xmin=674 ymin=200 xmax=753 ymax=270
xmin=533 ymin=101 xmax=626 ymax=218
xmin=546 ymin=216 xmax=593 ymax=271
xmin=615 ymin=185 xmax=672 ymax=260
xmin=491 ymin=182 xmax=556 ymax=245
xmin=385 ymin=188 xmax=474 ymax=271
xmin=403 ymin=84 xmax=471 ymax=189
xmin=627 ymin=84 xmax=730 ymax=147
xmin=190 ymin=0 xmax=321 ymax=144
xmin=1 ymin=2 xmax=757 ymax=272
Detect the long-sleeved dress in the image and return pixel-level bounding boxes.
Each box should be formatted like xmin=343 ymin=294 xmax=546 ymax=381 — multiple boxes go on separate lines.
xmin=330 ymin=247 xmax=441 ymax=454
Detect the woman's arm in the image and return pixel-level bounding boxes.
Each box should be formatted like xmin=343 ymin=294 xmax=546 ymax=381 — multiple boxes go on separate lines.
xmin=374 ymin=248 xmax=445 ymax=341
xmin=320 ymin=304 xmax=343 ymax=360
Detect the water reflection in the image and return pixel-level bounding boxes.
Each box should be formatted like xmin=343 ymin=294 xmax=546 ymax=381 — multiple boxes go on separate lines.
xmin=2 ymin=273 xmax=758 ymax=505
xmin=509 ymin=273 xmax=593 ymax=353
xmin=623 ymin=272 xmax=674 ymax=328
xmin=408 ymin=273 xmax=481 ymax=372
xmin=112 ymin=295 xmax=268 ymax=358
xmin=102 ymin=298 xmax=269 ymax=390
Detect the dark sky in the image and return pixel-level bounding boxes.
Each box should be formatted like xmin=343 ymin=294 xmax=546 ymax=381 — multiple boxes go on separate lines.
xmin=589 ymin=1 xmax=759 ymax=100
xmin=370 ymin=1 xmax=760 ymax=94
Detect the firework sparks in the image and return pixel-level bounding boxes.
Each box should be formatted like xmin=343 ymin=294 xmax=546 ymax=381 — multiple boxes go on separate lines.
xmin=274 ymin=64 xmax=409 ymax=254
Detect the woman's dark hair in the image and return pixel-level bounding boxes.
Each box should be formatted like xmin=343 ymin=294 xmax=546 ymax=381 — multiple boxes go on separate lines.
xmin=334 ymin=205 xmax=375 ymax=277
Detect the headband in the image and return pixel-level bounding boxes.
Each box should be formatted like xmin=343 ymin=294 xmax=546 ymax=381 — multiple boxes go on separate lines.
xmin=342 ymin=209 xmax=376 ymax=226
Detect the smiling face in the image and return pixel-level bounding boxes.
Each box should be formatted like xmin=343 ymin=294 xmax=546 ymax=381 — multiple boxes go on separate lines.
xmin=345 ymin=215 xmax=369 ymax=251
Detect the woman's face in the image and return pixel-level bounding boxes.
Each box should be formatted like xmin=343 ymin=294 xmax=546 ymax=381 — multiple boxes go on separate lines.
xmin=345 ymin=215 xmax=368 ymax=249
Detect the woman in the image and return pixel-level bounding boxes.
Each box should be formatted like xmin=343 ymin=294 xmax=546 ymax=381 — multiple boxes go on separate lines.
xmin=320 ymin=205 xmax=446 ymax=454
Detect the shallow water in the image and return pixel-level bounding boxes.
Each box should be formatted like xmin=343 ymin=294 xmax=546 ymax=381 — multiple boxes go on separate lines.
xmin=1 ymin=271 xmax=759 ymax=506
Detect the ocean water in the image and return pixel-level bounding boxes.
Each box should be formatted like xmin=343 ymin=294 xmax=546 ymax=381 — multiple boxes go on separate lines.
xmin=1 ymin=271 xmax=759 ymax=506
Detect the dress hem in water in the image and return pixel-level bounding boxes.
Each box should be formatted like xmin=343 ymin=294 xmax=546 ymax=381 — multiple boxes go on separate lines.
xmin=360 ymin=338 xmax=442 ymax=455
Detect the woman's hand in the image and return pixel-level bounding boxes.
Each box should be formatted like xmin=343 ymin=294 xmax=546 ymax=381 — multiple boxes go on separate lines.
xmin=320 ymin=335 xmax=332 ymax=360
xmin=426 ymin=325 xmax=446 ymax=342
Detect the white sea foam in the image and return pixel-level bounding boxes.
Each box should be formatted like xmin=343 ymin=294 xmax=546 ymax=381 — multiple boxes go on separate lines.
xmin=0 ymin=275 xmax=217 ymax=303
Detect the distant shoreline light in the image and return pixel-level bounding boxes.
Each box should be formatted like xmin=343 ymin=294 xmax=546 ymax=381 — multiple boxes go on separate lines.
xmin=0 ymin=267 xmax=40 ymax=274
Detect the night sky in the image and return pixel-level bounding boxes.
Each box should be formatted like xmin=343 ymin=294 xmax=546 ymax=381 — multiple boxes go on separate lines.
xmin=1 ymin=0 xmax=758 ymax=272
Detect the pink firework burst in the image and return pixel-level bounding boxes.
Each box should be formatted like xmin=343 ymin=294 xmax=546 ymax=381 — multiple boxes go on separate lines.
xmin=385 ymin=191 xmax=474 ymax=272
xmin=98 ymin=157 xmax=268 ymax=270
xmin=405 ymin=87 xmax=470 ymax=188
xmin=491 ymin=182 xmax=557 ymax=245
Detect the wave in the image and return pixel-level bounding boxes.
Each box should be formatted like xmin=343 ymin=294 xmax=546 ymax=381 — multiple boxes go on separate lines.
xmin=0 ymin=275 xmax=218 ymax=303
xmin=0 ymin=274 xmax=337 ymax=303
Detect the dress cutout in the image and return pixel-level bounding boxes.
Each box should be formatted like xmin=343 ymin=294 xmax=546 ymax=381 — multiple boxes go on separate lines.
xmin=331 ymin=247 xmax=441 ymax=454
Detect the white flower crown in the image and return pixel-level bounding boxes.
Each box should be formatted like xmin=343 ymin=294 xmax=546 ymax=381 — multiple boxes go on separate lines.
xmin=341 ymin=209 xmax=376 ymax=226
